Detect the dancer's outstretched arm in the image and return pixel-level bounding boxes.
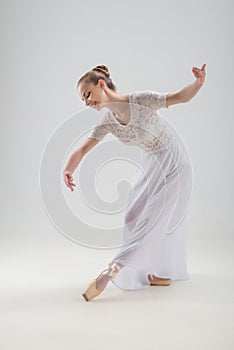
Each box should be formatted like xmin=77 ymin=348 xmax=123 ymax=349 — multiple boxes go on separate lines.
xmin=63 ymin=137 xmax=100 ymax=191
xmin=166 ymin=63 xmax=206 ymax=108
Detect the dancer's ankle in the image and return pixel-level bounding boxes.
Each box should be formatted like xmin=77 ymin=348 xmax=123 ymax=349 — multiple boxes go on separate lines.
xmin=96 ymin=262 xmax=124 ymax=290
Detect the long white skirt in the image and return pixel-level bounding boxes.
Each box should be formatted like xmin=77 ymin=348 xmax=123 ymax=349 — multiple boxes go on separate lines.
xmin=110 ymin=136 xmax=193 ymax=290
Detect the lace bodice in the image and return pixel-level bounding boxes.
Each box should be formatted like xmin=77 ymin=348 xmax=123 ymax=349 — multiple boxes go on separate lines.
xmin=87 ymin=90 xmax=175 ymax=154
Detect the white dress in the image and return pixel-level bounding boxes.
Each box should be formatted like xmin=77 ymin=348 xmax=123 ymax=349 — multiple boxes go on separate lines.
xmin=88 ymin=91 xmax=193 ymax=290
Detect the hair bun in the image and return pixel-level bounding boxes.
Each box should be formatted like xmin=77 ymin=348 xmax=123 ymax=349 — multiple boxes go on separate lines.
xmin=92 ymin=65 xmax=110 ymax=77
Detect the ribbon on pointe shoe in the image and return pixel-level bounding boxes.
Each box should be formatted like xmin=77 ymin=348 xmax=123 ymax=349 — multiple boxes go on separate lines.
xmin=96 ymin=262 xmax=124 ymax=291
xmin=107 ymin=262 xmax=124 ymax=277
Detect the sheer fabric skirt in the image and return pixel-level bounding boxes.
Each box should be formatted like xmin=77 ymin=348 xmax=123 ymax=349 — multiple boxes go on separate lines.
xmin=110 ymin=136 xmax=193 ymax=290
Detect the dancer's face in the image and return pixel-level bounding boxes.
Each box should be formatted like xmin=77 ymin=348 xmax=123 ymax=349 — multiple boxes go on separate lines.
xmin=78 ymin=80 xmax=108 ymax=110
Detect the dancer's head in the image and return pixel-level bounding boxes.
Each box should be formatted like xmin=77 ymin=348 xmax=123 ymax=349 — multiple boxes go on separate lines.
xmin=77 ymin=65 xmax=117 ymax=110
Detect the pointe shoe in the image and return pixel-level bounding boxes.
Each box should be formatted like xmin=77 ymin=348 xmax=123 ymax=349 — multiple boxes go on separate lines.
xmin=82 ymin=278 xmax=103 ymax=302
xmin=82 ymin=262 xmax=124 ymax=302
xmin=148 ymin=274 xmax=171 ymax=286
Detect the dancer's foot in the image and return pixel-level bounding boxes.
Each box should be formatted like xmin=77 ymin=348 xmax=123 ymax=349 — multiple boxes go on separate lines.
xmin=82 ymin=262 xmax=124 ymax=302
xmin=147 ymin=274 xmax=171 ymax=286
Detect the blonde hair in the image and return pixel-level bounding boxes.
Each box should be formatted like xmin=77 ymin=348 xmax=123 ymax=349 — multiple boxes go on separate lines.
xmin=77 ymin=65 xmax=117 ymax=91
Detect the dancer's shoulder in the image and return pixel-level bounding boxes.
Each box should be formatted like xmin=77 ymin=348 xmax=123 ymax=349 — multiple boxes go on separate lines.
xmin=130 ymin=90 xmax=169 ymax=111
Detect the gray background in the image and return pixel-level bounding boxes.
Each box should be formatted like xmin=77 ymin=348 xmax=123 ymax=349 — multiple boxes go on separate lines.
xmin=1 ymin=1 xmax=233 ymax=349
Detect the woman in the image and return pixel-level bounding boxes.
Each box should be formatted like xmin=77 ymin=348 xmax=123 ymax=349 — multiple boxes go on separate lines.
xmin=63 ymin=64 xmax=206 ymax=302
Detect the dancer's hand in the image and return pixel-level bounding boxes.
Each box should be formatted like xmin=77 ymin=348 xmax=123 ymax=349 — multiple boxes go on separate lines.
xmin=192 ymin=64 xmax=206 ymax=87
xmin=63 ymin=170 xmax=76 ymax=191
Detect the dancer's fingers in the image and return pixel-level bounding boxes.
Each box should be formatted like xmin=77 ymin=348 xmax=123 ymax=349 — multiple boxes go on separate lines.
xmin=201 ymin=63 xmax=206 ymax=71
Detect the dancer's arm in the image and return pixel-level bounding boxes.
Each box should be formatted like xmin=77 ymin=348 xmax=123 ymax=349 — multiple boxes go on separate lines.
xmin=166 ymin=64 xmax=206 ymax=107
xmin=63 ymin=137 xmax=100 ymax=191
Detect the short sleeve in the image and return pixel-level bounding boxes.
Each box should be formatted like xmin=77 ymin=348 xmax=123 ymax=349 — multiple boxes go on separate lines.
xmin=143 ymin=90 xmax=169 ymax=111
xmin=88 ymin=112 xmax=110 ymax=141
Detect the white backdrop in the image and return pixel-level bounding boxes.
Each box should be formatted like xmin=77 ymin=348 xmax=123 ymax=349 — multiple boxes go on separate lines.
xmin=1 ymin=0 xmax=233 ymax=239
xmin=1 ymin=1 xmax=233 ymax=349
